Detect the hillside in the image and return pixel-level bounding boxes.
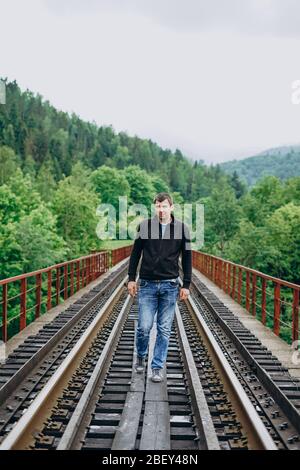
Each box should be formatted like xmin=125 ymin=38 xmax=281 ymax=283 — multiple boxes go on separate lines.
xmin=0 ymin=78 xmax=228 ymax=202
xmin=219 ymin=148 xmax=300 ymax=187
xmin=0 ymin=78 xmax=299 ymax=321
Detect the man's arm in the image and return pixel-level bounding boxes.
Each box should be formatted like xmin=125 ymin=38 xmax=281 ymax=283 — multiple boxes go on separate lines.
xmin=181 ymin=223 xmax=192 ymax=289
xmin=128 ymin=223 xmax=143 ymax=282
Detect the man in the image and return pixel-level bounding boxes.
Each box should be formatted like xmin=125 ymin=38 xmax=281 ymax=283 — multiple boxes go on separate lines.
xmin=127 ymin=192 xmax=192 ymax=383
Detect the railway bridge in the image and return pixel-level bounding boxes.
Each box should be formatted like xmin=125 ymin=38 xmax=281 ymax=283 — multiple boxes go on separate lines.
xmin=0 ymin=247 xmax=299 ymax=451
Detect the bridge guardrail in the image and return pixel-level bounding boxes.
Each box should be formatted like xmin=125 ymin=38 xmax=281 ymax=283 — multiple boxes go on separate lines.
xmin=192 ymin=251 xmax=300 ymax=346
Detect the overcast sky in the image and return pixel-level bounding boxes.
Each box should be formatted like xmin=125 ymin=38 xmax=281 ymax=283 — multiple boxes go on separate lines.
xmin=1 ymin=0 xmax=300 ymax=163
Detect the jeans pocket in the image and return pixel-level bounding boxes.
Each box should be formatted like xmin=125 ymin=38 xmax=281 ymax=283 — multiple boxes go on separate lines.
xmin=166 ymin=280 xmax=179 ymax=288
xmin=140 ymin=280 xmax=148 ymax=287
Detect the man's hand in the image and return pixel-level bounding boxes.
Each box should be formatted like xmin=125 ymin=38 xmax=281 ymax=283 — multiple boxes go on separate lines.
xmin=128 ymin=281 xmax=138 ymax=298
xmin=179 ymin=288 xmax=190 ymax=301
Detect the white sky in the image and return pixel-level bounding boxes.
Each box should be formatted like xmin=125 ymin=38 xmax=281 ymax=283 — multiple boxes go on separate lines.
xmin=1 ymin=0 xmax=300 ymax=163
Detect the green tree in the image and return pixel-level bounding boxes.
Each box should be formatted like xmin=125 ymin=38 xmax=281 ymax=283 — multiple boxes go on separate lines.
xmin=123 ymin=165 xmax=155 ymax=209
xmin=284 ymin=177 xmax=300 ymax=205
xmin=90 ymin=165 xmax=130 ymax=209
xmin=0 ymin=146 xmax=19 ymax=185
xmin=151 ymin=175 xmax=170 ymax=194
xmin=0 ymin=185 xmax=20 ymax=224
xmin=35 ymin=160 xmax=57 ymax=202
xmin=52 ymin=175 xmax=100 ymax=257
xmin=242 ymin=176 xmax=283 ymax=225
xmin=225 ymin=219 xmax=270 ymax=269
xmin=7 ymin=168 xmax=42 ymax=217
xmin=202 ymin=183 xmax=241 ymax=255
xmin=229 ymin=170 xmax=247 ymax=199
xmin=22 ymin=154 xmax=36 ymax=178
xmin=15 ymin=206 xmax=67 ymax=273
xmin=264 ymin=203 xmax=300 ymax=282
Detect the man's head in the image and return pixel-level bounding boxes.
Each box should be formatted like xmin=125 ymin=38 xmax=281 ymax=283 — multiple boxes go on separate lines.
xmin=153 ymin=193 xmax=174 ymax=223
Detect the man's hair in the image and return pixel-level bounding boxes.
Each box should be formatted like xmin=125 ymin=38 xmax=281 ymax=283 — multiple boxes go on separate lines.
xmin=153 ymin=192 xmax=173 ymax=206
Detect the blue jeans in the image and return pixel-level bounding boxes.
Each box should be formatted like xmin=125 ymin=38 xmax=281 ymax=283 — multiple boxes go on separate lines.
xmin=136 ymin=279 xmax=180 ymax=370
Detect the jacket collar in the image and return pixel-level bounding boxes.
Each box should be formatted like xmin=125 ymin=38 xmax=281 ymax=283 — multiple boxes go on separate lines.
xmin=153 ymin=213 xmax=175 ymax=225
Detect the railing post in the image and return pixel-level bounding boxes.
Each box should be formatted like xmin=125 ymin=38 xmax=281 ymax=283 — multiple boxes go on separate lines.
xmin=70 ymin=262 xmax=74 ymax=296
xmin=2 ymin=284 xmax=8 ymax=343
xmin=238 ymin=268 xmax=242 ymax=304
xmin=292 ymin=289 xmax=299 ymax=344
xmin=111 ymin=250 xmax=115 ymax=266
xmin=86 ymin=258 xmax=90 ymax=283
xmin=225 ymin=262 xmax=228 ymax=293
xmin=221 ymin=261 xmax=224 ymax=290
xmin=227 ymin=264 xmax=231 ymax=294
xmin=85 ymin=258 xmax=88 ymax=285
xmin=64 ymin=265 xmax=68 ymax=300
xmin=94 ymin=254 xmax=99 ymax=279
xmin=47 ymin=270 xmax=52 ymax=311
xmin=76 ymin=261 xmax=80 ymax=291
xmin=98 ymin=254 xmax=101 ymax=276
xmin=232 ymin=265 xmax=236 ymax=300
xmin=88 ymin=257 xmax=91 ymax=283
xmin=252 ymin=273 xmax=257 ymax=317
xmin=213 ymin=258 xmax=217 ymax=284
xmin=35 ymin=273 xmax=42 ymax=319
xmin=261 ymin=278 xmax=267 ymax=325
xmin=246 ymin=271 xmax=250 ymax=312
xmin=218 ymin=260 xmax=221 ymax=288
xmin=56 ymin=267 xmax=60 ymax=306
xmin=92 ymin=255 xmax=95 ymax=281
xmin=81 ymin=259 xmax=85 ymax=288
xmin=20 ymin=278 xmax=27 ymax=331
xmin=274 ymin=282 xmax=281 ymax=336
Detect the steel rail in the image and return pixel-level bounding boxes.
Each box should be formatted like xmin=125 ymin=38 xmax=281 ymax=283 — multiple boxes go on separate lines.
xmin=0 ymin=276 xmax=128 ymax=450
xmin=175 ymin=304 xmax=220 ymax=450
xmin=186 ymin=295 xmax=278 ymax=450
xmin=0 ymin=260 xmax=128 ymax=406
xmin=57 ymin=290 xmax=133 ymax=449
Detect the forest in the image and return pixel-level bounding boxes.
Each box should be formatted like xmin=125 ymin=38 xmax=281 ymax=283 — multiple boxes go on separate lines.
xmin=0 ymin=78 xmax=299 ymax=341
xmin=0 ymin=79 xmax=299 ymax=284
xmin=220 ymin=149 xmax=300 ymax=187
xmin=0 ymin=80 xmax=300 ymax=283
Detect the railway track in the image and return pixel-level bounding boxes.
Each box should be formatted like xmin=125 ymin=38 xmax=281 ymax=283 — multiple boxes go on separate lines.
xmin=186 ymin=270 xmax=300 ymax=449
xmin=0 ymin=261 xmax=299 ymax=450
xmin=0 ymin=261 xmax=128 ymax=439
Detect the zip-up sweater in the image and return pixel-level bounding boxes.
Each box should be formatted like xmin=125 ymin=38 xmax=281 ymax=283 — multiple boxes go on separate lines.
xmin=128 ymin=214 xmax=192 ymax=289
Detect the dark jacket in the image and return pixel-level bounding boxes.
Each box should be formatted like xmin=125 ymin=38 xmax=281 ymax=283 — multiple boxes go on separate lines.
xmin=128 ymin=213 xmax=192 ymax=289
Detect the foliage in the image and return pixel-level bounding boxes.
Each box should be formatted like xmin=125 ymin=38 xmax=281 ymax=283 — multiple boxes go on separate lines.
xmin=0 ymin=78 xmax=299 ymax=342
xmin=220 ymin=149 xmax=300 ymax=187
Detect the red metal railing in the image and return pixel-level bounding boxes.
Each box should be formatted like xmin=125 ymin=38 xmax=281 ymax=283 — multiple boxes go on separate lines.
xmin=111 ymin=246 xmax=133 ymax=266
xmin=5 ymin=244 xmax=298 ymax=346
xmin=0 ymin=251 xmax=110 ymax=343
xmin=0 ymin=246 xmax=134 ymax=343
xmin=192 ymin=251 xmax=300 ymax=345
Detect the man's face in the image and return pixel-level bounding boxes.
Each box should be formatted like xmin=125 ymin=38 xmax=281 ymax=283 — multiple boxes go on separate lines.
xmin=154 ymin=199 xmax=173 ymax=223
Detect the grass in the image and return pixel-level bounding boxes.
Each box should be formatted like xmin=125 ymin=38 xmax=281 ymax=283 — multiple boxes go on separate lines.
xmin=99 ymin=239 xmax=134 ymax=250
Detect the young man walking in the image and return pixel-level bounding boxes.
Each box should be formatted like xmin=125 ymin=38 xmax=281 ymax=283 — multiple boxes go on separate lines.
xmin=127 ymin=192 xmax=192 ymax=383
